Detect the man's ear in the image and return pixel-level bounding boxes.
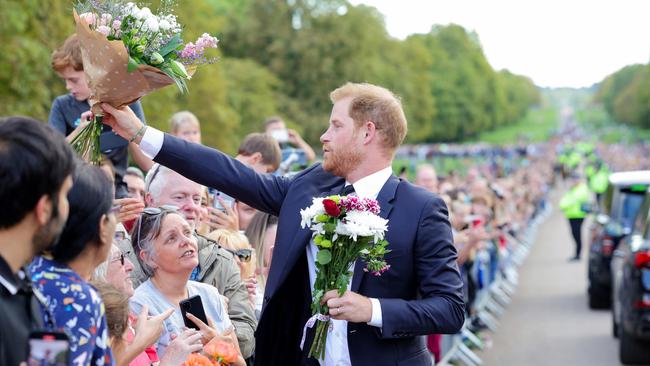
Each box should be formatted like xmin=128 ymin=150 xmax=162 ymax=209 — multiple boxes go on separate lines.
xmin=363 ymin=121 xmax=377 ymax=145
xmin=144 ymin=192 xmax=154 ymax=207
xmin=34 ymin=195 xmax=53 ymax=226
xmin=250 ymin=152 xmax=263 ymax=165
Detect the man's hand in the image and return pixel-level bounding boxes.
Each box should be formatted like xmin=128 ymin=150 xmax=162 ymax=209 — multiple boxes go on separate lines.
xmin=113 ymin=197 xmax=145 ymax=223
xmin=321 ymin=290 xmax=373 ymax=323
xmin=100 ymin=103 xmax=144 ymax=143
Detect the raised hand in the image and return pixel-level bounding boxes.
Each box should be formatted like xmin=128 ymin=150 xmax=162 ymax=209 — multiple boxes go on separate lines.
xmin=100 ymin=103 xmax=144 ymax=143
xmin=159 ymin=329 xmax=203 ymax=366
xmin=113 ymin=197 xmax=145 ymax=223
xmin=132 ymin=305 xmax=174 ymax=351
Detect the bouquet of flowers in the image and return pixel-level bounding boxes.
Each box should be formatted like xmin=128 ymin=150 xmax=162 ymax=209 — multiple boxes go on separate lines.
xmin=70 ymin=0 xmax=219 ymax=163
xmin=182 ymin=338 xmax=239 ymax=366
xmin=299 ymin=194 xmax=391 ymax=360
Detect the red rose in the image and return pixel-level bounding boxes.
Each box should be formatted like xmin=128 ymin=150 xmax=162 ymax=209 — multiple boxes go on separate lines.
xmin=323 ymin=199 xmax=341 ymax=217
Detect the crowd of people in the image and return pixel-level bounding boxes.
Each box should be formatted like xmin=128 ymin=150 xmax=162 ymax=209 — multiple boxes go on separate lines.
xmin=0 ymin=32 xmax=566 ymax=366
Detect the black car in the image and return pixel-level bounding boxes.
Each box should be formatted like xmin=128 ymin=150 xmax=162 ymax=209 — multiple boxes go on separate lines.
xmin=612 ymin=190 xmax=650 ymax=364
xmin=588 ymin=171 xmax=650 ymax=309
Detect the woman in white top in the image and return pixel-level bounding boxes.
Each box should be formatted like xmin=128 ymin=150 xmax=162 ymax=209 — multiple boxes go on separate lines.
xmin=129 ymin=206 xmax=244 ymax=365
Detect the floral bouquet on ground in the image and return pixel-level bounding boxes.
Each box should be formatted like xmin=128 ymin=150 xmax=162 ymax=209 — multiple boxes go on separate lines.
xmin=299 ymin=194 xmax=391 ymax=360
xmin=182 ymin=337 xmax=239 ymax=366
xmin=71 ymin=0 xmax=219 ymax=163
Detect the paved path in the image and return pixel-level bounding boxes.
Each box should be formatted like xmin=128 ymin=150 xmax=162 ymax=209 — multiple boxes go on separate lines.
xmin=476 ymin=189 xmax=620 ymax=366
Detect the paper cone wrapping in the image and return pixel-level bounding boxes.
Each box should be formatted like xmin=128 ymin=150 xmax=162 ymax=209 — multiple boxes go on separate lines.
xmin=74 ymin=10 xmax=175 ymax=115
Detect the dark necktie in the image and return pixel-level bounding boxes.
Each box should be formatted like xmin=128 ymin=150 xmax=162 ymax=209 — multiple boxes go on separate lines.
xmin=340 ymin=184 xmax=355 ymax=196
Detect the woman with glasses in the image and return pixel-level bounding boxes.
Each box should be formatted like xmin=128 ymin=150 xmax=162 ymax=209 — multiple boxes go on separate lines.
xmin=94 ymin=245 xmax=204 ymax=366
xmin=30 ymin=163 xmax=117 ymax=366
xmin=129 ymin=207 xmax=245 ymax=365
xmin=206 ymin=229 xmax=258 ymax=311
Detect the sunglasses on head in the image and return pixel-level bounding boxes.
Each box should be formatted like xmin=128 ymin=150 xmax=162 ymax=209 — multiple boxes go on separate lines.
xmin=136 ymin=205 xmax=180 ymax=250
xmin=226 ymin=248 xmax=252 ymax=262
xmin=111 ymin=250 xmax=131 ymax=266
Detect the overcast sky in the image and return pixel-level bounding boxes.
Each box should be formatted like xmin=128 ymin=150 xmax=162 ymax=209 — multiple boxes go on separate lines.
xmin=351 ymin=0 xmax=650 ymax=88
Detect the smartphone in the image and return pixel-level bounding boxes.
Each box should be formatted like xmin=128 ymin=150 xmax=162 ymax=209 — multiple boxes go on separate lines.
xmin=270 ymin=128 xmax=289 ymax=144
xmin=213 ymin=191 xmax=235 ymax=212
xmin=464 ymin=214 xmax=483 ymax=228
xmin=28 ymin=331 xmax=70 ymax=366
xmin=180 ymin=295 xmax=208 ymax=330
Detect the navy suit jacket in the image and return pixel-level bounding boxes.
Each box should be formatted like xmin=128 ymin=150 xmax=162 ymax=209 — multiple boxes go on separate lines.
xmin=154 ymin=134 xmax=465 ymax=365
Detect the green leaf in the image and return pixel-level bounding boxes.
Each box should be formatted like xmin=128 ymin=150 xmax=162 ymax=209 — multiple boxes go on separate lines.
xmin=159 ymin=33 xmax=183 ymax=57
xmin=316 ymin=250 xmax=332 ymax=265
xmin=127 ymin=56 xmax=139 ymax=72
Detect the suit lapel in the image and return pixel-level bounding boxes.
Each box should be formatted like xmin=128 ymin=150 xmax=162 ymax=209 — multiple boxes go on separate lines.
xmin=266 ymin=179 xmax=346 ymax=300
xmin=351 ymin=175 xmax=400 ymax=292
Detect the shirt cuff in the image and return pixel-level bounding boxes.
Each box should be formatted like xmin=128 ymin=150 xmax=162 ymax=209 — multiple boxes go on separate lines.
xmin=139 ymin=127 xmax=164 ymax=159
xmin=368 ymin=298 xmax=383 ymax=328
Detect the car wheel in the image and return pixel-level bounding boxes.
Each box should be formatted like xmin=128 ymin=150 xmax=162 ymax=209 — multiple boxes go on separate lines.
xmin=611 ymin=315 xmax=619 ymax=338
xmin=620 ymin=326 xmax=650 ymax=364
xmin=588 ymin=289 xmax=610 ymax=309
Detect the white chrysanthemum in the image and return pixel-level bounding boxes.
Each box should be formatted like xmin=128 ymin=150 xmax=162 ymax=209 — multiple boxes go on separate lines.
xmin=159 ymin=19 xmax=171 ymax=31
xmin=335 ymin=210 xmax=388 ymax=242
xmin=300 ymin=197 xmax=325 ymax=228
xmin=143 ymin=17 xmax=159 ymax=33
xmin=135 ymin=7 xmax=153 ymax=20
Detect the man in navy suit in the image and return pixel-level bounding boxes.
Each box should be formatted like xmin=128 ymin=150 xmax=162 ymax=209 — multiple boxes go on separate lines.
xmin=103 ymin=82 xmax=465 ymax=365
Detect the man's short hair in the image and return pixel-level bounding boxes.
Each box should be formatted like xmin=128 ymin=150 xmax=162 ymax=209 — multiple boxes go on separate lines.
xmin=263 ymin=116 xmax=284 ymax=130
xmin=51 ymin=34 xmax=84 ymax=72
xmin=0 ymin=116 xmax=75 ymax=228
xmin=144 ymin=163 xmax=175 ymax=200
xmin=126 ymin=166 xmax=145 ymax=180
xmin=238 ymin=133 xmax=282 ymax=171
xmin=330 ymin=82 xmax=407 ymax=154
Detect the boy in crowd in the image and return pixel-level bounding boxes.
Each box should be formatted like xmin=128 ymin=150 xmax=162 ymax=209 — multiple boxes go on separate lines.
xmin=48 ymin=34 xmax=146 ymax=198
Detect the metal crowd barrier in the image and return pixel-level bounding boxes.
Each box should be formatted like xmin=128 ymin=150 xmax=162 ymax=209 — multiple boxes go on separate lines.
xmin=436 ymin=202 xmax=552 ymax=365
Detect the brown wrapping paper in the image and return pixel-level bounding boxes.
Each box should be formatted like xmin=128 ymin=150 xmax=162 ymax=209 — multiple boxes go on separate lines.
xmin=74 ymin=10 xmax=176 ymax=115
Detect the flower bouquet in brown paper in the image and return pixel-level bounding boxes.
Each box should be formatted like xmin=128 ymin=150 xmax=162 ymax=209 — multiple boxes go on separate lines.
xmin=71 ymin=1 xmax=218 ymax=163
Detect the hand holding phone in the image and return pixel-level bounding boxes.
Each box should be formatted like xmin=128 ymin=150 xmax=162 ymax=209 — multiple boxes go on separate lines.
xmin=28 ymin=331 xmax=70 ymax=366
xmin=180 ymin=295 xmax=209 ymax=331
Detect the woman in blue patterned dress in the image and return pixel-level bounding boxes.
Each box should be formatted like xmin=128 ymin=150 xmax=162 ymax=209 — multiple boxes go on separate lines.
xmin=31 ymin=163 xmax=117 ymax=366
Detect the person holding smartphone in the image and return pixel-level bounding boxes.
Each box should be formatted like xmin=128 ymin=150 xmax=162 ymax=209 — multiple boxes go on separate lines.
xmin=30 ymin=164 xmax=117 ymax=366
xmin=129 ymin=207 xmax=244 ymax=365
xmin=0 ymin=117 xmax=75 ymax=366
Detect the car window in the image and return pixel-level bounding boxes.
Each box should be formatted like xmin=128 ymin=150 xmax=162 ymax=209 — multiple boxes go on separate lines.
xmin=619 ymin=192 xmax=645 ymax=230
xmin=635 ymin=195 xmax=650 ymax=235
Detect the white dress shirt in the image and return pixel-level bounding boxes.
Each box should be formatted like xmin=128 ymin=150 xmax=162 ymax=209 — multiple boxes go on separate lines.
xmin=139 ymin=129 xmax=393 ymax=365
xmin=306 ymin=166 xmax=392 ymax=366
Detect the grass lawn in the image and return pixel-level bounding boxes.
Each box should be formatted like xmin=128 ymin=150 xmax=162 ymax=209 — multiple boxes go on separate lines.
xmin=470 ymin=106 xmax=559 ymax=145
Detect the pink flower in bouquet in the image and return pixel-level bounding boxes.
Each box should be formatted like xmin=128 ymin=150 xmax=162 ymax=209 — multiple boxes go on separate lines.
xmin=180 ymin=42 xmax=197 ymax=59
xmin=96 ymin=25 xmax=111 ymax=36
xmin=99 ymin=13 xmax=112 ymax=26
xmin=79 ymin=12 xmax=97 ymax=25
xmin=322 ymin=199 xmax=341 ymax=217
xmin=196 ymin=33 xmax=219 ymax=51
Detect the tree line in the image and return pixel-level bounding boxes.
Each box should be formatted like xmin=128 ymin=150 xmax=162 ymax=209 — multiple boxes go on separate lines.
xmin=595 ymin=63 xmax=650 ymax=129
xmin=1 ymin=0 xmax=540 ymax=152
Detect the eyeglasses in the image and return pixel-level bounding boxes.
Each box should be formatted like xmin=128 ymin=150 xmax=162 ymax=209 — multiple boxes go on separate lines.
xmin=111 ymin=250 xmax=132 ymax=266
xmin=136 ymin=205 xmax=179 ymax=250
xmin=225 ymin=248 xmax=252 ymax=262
xmin=145 ymin=164 xmax=162 ymax=193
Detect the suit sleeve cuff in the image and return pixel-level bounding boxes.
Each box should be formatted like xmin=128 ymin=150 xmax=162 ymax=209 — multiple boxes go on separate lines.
xmin=139 ymin=127 xmax=164 ymax=159
xmin=368 ymin=298 xmax=383 ymax=328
